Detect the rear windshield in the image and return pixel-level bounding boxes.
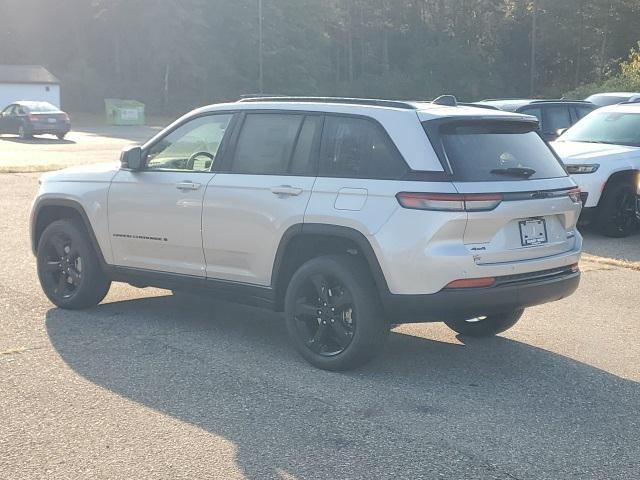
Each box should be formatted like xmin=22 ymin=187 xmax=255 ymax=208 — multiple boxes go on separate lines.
xmin=22 ymin=102 xmax=59 ymax=112
xmin=438 ymin=123 xmax=567 ymax=181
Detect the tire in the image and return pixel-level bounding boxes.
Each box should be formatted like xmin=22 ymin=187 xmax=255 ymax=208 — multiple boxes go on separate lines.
xmin=284 ymin=254 xmax=389 ymax=371
xmin=37 ymin=219 xmax=111 ymax=309
xmin=444 ymin=309 xmax=524 ymax=338
xmin=56 ymin=132 xmax=66 ymax=140
xmin=18 ymin=124 xmax=32 ymax=139
xmin=595 ymin=181 xmax=638 ymax=237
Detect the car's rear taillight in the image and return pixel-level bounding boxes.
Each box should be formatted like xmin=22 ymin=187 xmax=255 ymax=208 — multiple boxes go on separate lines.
xmin=444 ymin=277 xmax=496 ymax=289
xmin=396 ymin=192 xmax=502 ymax=212
xmin=567 ymin=187 xmax=581 ymax=203
xmin=28 ymin=114 xmax=40 ymax=122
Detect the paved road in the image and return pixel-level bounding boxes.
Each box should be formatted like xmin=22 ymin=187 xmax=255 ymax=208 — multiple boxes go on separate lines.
xmin=1 ymin=132 xmax=639 ymax=479
xmin=0 ymin=125 xmax=161 ymax=172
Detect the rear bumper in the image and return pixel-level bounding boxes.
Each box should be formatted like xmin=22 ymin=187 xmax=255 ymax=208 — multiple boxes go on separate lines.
xmin=29 ymin=124 xmax=70 ymax=134
xmin=381 ymin=266 xmax=580 ymax=323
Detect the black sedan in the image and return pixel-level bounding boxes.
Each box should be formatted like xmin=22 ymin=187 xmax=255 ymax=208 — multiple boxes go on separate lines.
xmin=0 ymin=101 xmax=71 ymax=139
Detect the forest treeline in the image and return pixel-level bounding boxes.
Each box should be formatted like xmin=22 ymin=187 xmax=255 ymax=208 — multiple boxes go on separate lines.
xmin=1 ymin=0 xmax=640 ymax=113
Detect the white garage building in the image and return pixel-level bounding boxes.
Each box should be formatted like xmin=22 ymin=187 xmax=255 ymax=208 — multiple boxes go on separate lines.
xmin=0 ymin=65 xmax=60 ymax=109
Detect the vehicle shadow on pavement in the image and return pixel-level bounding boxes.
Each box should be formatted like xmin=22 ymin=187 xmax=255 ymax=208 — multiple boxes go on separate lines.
xmin=45 ymin=294 xmax=640 ymax=479
xmin=582 ymin=227 xmax=640 ymax=263
xmin=0 ymin=135 xmax=76 ymax=145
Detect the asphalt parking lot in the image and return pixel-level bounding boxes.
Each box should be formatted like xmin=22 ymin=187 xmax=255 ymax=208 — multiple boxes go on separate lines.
xmin=1 ymin=127 xmax=639 ymax=479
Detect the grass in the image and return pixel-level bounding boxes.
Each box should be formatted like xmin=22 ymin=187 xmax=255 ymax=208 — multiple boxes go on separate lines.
xmin=0 ymin=164 xmax=69 ymax=173
xmin=582 ymin=253 xmax=640 ymax=272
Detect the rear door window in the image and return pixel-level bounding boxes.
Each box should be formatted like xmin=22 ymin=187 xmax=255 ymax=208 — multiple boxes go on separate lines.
xmin=574 ymin=105 xmax=595 ymax=119
xmin=231 ymin=113 xmax=303 ymax=175
xmin=319 ymin=115 xmax=407 ymax=179
xmin=543 ymin=106 xmax=572 ymax=134
xmin=519 ymin=106 xmax=542 ymax=125
xmin=438 ymin=122 xmax=567 ymax=182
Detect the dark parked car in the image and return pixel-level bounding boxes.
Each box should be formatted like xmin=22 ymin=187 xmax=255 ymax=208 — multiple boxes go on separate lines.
xmin=0 ymin=101 xmax=71 ymax=139
xmin=473 ymin=99 xmax=597 ymax=141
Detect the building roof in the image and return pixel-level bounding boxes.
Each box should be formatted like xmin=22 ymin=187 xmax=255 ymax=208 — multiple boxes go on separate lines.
xmin=0 ymin=65 xmax=59 ymax=84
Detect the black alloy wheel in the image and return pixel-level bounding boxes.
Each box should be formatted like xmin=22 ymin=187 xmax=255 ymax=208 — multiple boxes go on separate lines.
xmin=291 ymin=272 xmax=356 ymax=357
xmin=597 ymin=182 xmax=639 ymax=237
xmin=40 ymin=231 xmax=83 ymax=300
xmin=37 ymin=219 xmax=111 ymax=309
xmin=284 ymin=255 xmax=388 ymax=371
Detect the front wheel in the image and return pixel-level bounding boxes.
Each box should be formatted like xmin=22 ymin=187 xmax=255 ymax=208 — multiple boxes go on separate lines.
xmin=56 ymin=132 xmax=67 ymax=140
xmin=596 ymin=181 xmax=638 ymax=237
xmin=37 ymin=219 xmax=111 ymax=309
xmin=18 ymin=124 xmax=32 ymax=139
xmin=284 ymin=255 xmax=388 ymax=371
xmin=444 ymin=309 xmax=524 ymax=338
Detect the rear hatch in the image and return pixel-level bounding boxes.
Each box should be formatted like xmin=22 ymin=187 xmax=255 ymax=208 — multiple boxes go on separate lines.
xmin=425 ymin=118 xmax=581 ymax=265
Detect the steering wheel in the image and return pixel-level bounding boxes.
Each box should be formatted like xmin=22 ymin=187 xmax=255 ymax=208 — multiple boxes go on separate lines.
xmin=186 ymin=151 xmax=214 ymax=170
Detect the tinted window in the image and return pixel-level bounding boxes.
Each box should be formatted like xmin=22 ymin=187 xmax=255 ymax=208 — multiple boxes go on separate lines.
xmin=319 ymin=116 xmax=406 ymax=179
xmin=232 ymin=114 xmax=302 ymax=175
xmin=543 ymin=106 xmax=572 ymax=133
xmin=574 ymin=106 xmax=595 ymax=119
xmin=439 ymin=122 xmax=567 ymax=181
xmin=290 ymin=116 xmax=322 ymax=175
xmin=559 ymin=111 xmax=640 ymax=147
xmin=519 ymin=107 xmax=542 ymax=124
xmin=146 ymin=114 xmax=232 ymax=171
xmin=23 ymin=101 xmax=58 ymax=112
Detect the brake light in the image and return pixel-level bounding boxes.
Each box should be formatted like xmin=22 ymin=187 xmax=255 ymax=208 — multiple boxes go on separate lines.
xmin=567 ymin=188 xmax=581 ymax=203
xmin=444 ymin=277 xmax=496 ymax=289
xmin=396 ymin=192 xmax=502 ymax=212
xmin=28 ymin=114 xmax=40 ymax=122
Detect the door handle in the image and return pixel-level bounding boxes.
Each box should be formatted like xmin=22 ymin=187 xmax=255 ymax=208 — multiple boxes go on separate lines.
xmin=271 ymin=185 xmax=303 ymax=196
xmin=176 ymin=181 xmax=202 ymax=191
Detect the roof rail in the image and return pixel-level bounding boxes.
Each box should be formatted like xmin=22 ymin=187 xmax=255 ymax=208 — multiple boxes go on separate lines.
xmin=529 ymin=98 xmax=591 ymax=104
xmin=618 ymin=97 xmax=640 ymax=105
xmin=479 ymin=98 xmax=527 ymax=102
xmin=237 ymin=96 xmax=417 ymax=110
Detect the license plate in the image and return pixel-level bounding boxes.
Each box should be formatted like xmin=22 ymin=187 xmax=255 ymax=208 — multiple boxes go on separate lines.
xmin=519 ymin=218 xmax=548 ymax=246
xmin=48 ymin=118 xmax=57 ymax=123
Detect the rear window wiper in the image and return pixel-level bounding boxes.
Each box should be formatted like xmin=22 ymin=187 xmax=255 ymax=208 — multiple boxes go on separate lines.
xmin=490 ymin=167 xmax=536 ymax=178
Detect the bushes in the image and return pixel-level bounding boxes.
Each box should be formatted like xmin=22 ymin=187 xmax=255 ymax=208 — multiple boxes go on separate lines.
xmin=565 ymin=43 xmax=640 ymax=99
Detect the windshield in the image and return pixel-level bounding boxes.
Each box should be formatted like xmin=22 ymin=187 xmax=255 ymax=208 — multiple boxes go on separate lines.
xmin=22 ymin=102 xmax=60 ymax=113
xmin=585 ymin=95 xmax=629 ymax=107
xmin=558 ymin=111 xmax=640 ymax=147
xmin=439 ymin=123 xmax=567 ymax=181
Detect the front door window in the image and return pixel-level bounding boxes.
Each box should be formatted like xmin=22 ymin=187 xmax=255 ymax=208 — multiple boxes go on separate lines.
xmin=146 ymin=114 xmax=233 ymax=172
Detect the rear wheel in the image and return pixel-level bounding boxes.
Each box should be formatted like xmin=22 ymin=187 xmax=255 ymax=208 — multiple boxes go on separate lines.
xmin=37 ymin=219 xmax=111 ymax=309
xmin=56 ymin=132 xmax=67 ymax=140
xmin=444 ymin=309 xmax=524 ymax=337
xmin=596 ymin=181 xmax=638 ymax=237
xmin=284 ymin=255 xmax=388 ymax=371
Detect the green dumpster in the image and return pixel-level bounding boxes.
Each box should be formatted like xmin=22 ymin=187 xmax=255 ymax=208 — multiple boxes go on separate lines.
xmin=105 ymin=99 xmax=146 ymax=126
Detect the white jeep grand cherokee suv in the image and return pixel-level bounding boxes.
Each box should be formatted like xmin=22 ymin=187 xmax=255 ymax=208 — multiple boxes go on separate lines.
xmin=31 ymin=96 xmax=582 ymax=370
xmin=552 ymin=102 xmax=640 ymax=237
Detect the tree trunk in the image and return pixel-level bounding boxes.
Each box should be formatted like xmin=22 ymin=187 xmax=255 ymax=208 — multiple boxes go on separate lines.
xmin=574 ymin=0 xmax=585 ymax=88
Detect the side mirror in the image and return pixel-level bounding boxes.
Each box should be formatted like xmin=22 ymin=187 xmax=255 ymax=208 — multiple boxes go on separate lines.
xmin=120 ymin=146 xmax=143 ymax=171
xmin=556 ymin=128 xmax=568 ymax=137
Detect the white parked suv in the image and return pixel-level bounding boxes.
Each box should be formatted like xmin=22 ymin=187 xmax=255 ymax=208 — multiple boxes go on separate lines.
xmin=31 ymin=96 xmax=582 ymax=370
xmin=552 ymin=102 xmax=640 ymax=237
